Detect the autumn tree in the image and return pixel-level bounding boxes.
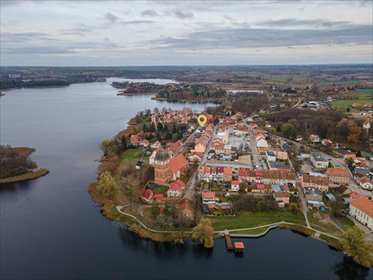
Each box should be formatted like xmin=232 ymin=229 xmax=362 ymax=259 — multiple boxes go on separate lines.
xmin=97 ymin=171 xmax=117 ymax=198
xmin=192 ymin=217 xmax=214 ymax=248
xmin=347 ymin=126 xmax=361 ymax=143
xmin=340 ymin=226 xmax=373 ymax=268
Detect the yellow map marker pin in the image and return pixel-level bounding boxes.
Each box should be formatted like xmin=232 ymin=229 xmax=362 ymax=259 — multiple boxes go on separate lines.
xmin=197 ymin=114 xmax=207 ymax=127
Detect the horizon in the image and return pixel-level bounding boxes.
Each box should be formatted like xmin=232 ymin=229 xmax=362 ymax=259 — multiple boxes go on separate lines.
xmin=1 ymin=62 xmax=372 ymax=68
xmin=1 ymin=0 xmax=372 ymax=66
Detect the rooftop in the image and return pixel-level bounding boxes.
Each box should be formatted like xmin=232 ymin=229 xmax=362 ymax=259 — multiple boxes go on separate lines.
xmin=310 ymin=152 xmax=328 ymax=162
xmin=351 ymin=197 xmax=373 ymax=218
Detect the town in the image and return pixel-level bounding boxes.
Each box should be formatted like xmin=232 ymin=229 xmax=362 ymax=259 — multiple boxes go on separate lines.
xmin=90 ymin=101 xmax=372 ymax=261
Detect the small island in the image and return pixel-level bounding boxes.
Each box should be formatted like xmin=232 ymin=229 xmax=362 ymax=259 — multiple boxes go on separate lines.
xmin=113 ymin=81 xmax=227 ymax=103
xmin=0 ymin=145 xmax=49 ymax=184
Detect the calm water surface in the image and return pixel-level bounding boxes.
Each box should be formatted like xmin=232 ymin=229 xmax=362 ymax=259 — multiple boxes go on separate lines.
xmin=0 ymin=79 xmax=371 ymax=280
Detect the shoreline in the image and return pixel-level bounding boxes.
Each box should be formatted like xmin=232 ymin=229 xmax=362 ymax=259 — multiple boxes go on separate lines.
xmin=88 ymin=183 xmax=343 ymax=249
xmin=151 ymin=96 xmax=226 ymax=103
xmin=116 ymin=92 xmax=158 ymax=96
xmin=0 ymin=168 xmax=49 ymax=184
xmin=0 ymin=146 xmax=49 ymax=184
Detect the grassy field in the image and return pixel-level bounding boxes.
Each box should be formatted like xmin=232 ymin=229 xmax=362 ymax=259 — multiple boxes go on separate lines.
xmin=209 ymin=211 xmax=306 ymax=231
xmin=356 ymin=88 xmax=373 ymax=95
xmin=331 ymin=94 xmax=372 ymax=110
xmin=119 ymin=148 xmax=145 ymax=165
xmin=319 ymin=80 xmax=361 ymax=87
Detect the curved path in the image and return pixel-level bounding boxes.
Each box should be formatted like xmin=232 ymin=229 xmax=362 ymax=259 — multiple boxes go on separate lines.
xmin=116 ymin=206 xmax=341 ymax=241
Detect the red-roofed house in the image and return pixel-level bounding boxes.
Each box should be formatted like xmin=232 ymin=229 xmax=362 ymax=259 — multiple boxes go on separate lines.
xmin=273 ymin=192 xmax=290 ymax=207
xmin=202 ymin=192 xmax=218 ymax=204
xmin=349 ymin=192 xmax=362 ymax=201
xmin=169 ymin=154 xmax=188 ymax=181
xmin=168 ymin=140 xmax=182 ymax=157
xmin=195 ymin=141 xmax=207 ymax=153
xmin=238 ymin=168 xmax=249 ymax=181
xmin=211 ymin=142 xmax=225 ymax=154
xmin=327 ymin=167 xmax=350 ymax=184
xmin=130 ymin=134 xmax=141 ymax=146
xmin=153 ymin=194 xmax=164 ymax=203
xmin=344 ymin=153 xmax=357 ymax=161
xmin=188 ymin=152 xmax=203 ymax=162
xmin=141 ymin=189 xmax=153 ymax=203
xmin=231 ymin=180 xmax=240 ymax=192
xmin=252 ymin=183 xmax=268 ymax=193
xmin=140 ymin=139 xmax=149 ymax=147
xmin=167 ymin=180 xmax=186 ymax=198
xmin=349 ymin=197 xmax=373 ymax=230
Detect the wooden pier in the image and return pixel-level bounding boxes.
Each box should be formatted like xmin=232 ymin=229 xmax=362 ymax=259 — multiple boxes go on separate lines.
xmin=225 ymin=233 xmax=233 ymax=251
xmin=224 ymin=230 xmax=245 ymax=253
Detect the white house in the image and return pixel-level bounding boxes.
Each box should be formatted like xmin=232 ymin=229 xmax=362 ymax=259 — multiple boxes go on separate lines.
xmin=257 ymin=139 xmax=269 ymax=148
xmin=349 ymin=197 xmax=373 ymax=230
xmin=310 ymin=152 xmax=329 ymax=169
xmin=216 ymin=131 xmax=229 ymax=144
xmin=230 ymin=180 xmax=240 ymax=192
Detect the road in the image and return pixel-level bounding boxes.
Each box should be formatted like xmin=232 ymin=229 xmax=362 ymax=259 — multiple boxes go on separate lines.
xmin=247 ymin=125 xmax=262 ymax=169
xmin=295 ymin=179 xmax=310 ymax=227
xmin=183 ymin=125 xmax=217 ymax=201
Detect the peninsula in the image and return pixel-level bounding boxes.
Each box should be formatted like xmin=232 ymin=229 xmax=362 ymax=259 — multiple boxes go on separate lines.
xmin=89 ymin=99 xmax=372 ymax=267
xmin=0 ymin=146 xmax=49 ymax=184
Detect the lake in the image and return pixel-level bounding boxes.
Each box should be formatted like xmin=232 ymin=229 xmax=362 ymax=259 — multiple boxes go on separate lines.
xmin=0 ymin=78 xmax=371 ymax=279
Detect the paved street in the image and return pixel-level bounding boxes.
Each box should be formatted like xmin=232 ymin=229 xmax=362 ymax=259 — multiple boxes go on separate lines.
xmin=247 ymin=126 xmax=262 ymax=169
xmin=183 ymin=125 xmax=217 ymax=201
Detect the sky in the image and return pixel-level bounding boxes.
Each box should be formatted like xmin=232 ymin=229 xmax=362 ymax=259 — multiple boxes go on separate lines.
xmin=0 ymin=0 xmax=372 ymax=66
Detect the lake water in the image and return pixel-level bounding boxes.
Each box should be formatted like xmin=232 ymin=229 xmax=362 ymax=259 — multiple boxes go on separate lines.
xmin=0 ymin=78 xmax=371 ymax=280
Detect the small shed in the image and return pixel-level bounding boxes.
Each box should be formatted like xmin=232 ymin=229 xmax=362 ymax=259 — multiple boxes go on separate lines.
xmin=234 ymin=242 xmax=245 ymax=252
xmin=325 ymin=193 xmax=336 ymax=201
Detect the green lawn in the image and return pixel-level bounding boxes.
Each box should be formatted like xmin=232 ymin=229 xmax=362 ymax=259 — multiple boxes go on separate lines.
xmin=210 ymin=211 xmax=306 ymax=231
xmin=119 ymin=148 xmax=145 ymax=165
xmin=331 ymin=95 xmax=372 ymax=110
xmin=231 ymin=226 xmax=271 ymax=234
xmin=152 ymin=185 xmax=169 ymax=194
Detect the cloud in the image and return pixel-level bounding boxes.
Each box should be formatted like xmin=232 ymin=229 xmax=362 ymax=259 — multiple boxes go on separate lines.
xmin=121 ymin=20 xmax=154 ymax=25
xmin=259 ymin=18 xmax=351 ymax=28
xmin=104 ymin=12 xmax=120 ymax=24
xmin=1 ymin=46 xmax=76 ymax=55
xmin=150 ymin=25 xmax=372 ymax=49
xmin=59 ymin=25 xmax=92 ymax=36
xmin=1 ymin=32 xmax=57 ymax=43
xmin=168 ymin=10 xmax=194 ymax=19
xmin=141 ymin=9 xmax=160 ymax=17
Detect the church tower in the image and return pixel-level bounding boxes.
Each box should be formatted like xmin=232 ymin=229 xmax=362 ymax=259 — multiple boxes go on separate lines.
xmin=154 ymin=149 xmax=171 ymax=185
